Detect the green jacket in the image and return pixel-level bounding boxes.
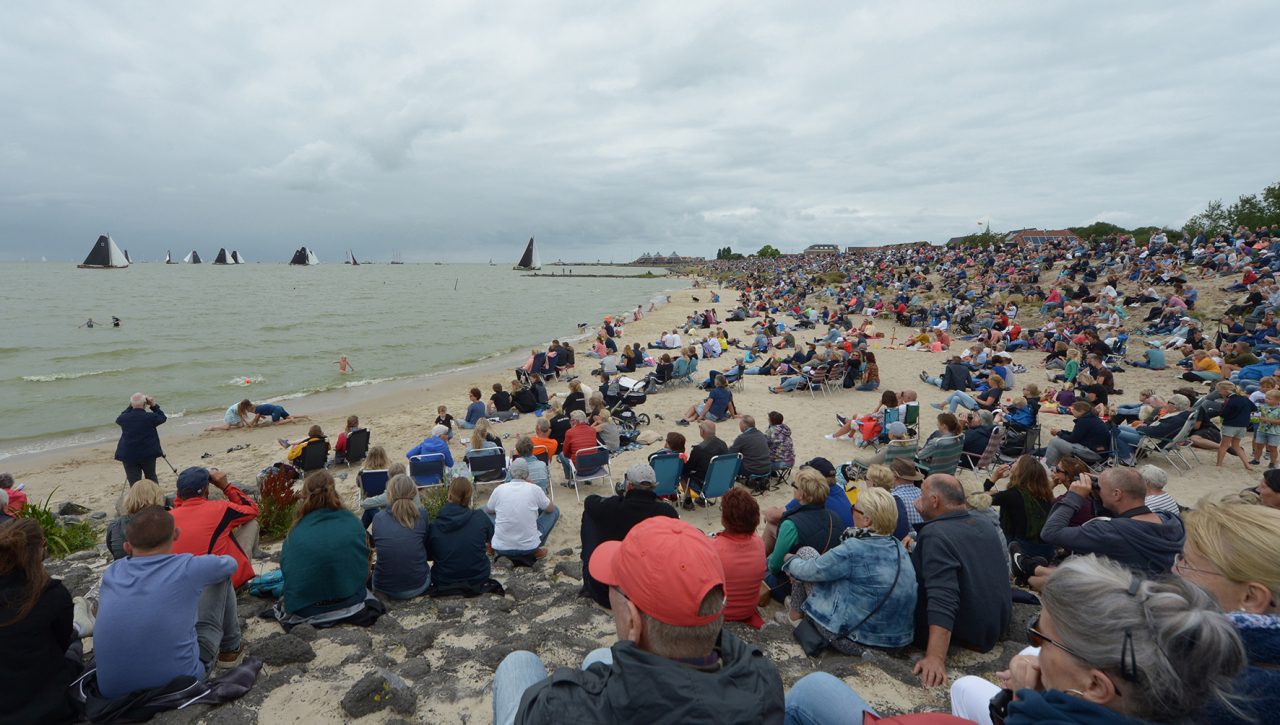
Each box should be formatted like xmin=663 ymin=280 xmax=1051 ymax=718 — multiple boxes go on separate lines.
xmin=281 ymin=507 xmax=368 ymax=613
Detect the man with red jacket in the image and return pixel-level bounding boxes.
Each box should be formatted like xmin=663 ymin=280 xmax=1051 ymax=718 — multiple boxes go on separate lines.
xmin=172 ymin=467 xmax=260 ymax=588
xmin=557 ymin=410 xmax=601 ymax=481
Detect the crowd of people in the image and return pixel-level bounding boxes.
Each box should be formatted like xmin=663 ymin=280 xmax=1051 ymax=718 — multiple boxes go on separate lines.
xmin=7 ymin=223 xmax=1280 ymax=722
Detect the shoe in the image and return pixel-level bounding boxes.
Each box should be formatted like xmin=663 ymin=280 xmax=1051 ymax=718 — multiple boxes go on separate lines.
xmin=216 ymin=645 xmax=245 ymax=669
xmin=774 ymin=610 xmax=801 ymax=629
xmin=919 ymin=370 xmax=928 ymax=383
xmin=277 ymin=438 xmax=289 ymax=448
xmin=534 ymin=547 xmax=549 ymax=559
xmin=676 ymin=419 xmax=690 ymax=426
xmin=72 ymin=596 xmax=95 ymax=637
xmin=836 ymin=414 xmax=847 ymax=426
xmin=930 ymin=403 xmax=944 ymax=410
xmin=1250 ymin=459 xmax=1260 ymax=466
xmin=824 ymin=434 xmax=839 ymax=440
xmin=682 ymin=498 xmax=696 ymax=511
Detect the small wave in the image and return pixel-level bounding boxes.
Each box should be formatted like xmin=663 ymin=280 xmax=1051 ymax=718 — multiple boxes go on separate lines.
xmin=227 ymin=376 xmax=264 ymax=386
xmin=21 ymin=368 xmax=125 ymax=382
xmin=49 ymin=347 xmax=150 ymax=363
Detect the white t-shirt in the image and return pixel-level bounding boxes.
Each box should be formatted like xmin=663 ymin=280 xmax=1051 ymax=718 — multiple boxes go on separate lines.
xmin=486 ymin=480 xmax=550 ymax=552
xmin=663 ymin=332 xmax=681 ymax=349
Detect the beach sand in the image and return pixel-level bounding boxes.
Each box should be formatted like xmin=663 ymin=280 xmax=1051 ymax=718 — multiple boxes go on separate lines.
xmin=24 ymin=281 xmax=1253 ymax=722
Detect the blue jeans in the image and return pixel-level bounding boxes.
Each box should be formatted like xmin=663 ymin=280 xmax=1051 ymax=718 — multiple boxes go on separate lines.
xmin=779 ymin=375 xmax=806 ymax=392
xmin=1115 ymin=425 xmax=1142 ymax=461
xmin=488 ymin=506 xmax=561 ymax=554
xmin=196 ymin=577 xmax=241 ymax=673
xmin=457 ymin=419 xmax=477 ymax=429
xmin=493 ymin=648 xmax=613 ymax=725
xmin=557 ymin=453 xmax=573 ymax=481
xmin=855 ymin=381 xmax=879 ymax=391
xmin=944 ymin=391 xmax=978 ymax=412
xmin=784 ymin=672 xmax=876 ymax=725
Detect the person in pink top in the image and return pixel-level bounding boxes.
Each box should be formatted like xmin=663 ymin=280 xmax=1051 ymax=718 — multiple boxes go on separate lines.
xmin=711 ymin=487 xmax=767 ymax=628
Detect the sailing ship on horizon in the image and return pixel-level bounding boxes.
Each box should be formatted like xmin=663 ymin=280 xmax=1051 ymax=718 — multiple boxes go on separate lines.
xmin=513 ymin=237 xmax=541 ymax=271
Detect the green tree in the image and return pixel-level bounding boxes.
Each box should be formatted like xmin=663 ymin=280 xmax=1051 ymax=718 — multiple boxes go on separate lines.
xmin=1183 ymin=199 xmax=1229 ymax=237
xmin=1229 ymin=193 xmax=1270 ymax=230
xmin=715 ymin=246 xmax=744 ymax=260
xmin=756 ymin=244 xmax=782 ymax=258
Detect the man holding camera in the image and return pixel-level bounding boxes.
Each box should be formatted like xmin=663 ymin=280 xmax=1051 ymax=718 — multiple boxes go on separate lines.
xmin=1040 ymin=467 xmax=1184 ymax=576
xmin=114 ymin=392 xmax=167 ymax=484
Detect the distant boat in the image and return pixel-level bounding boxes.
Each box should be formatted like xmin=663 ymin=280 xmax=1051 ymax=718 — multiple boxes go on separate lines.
xmin=348 ymin=250 xmax=360 ymax=266
xmin=231 ymin=250 xmax=246 ymax=264
xmin=289 ymin=246 xmax=320 ymax=265
xmin=489 ymin=258 xmax=495 ymax=266
xmin=513 ymin=236 xmax=541 ymax=271
xmin=390 ymin=251 xmax=404 ymax=265
xmin=183 ymin=250 xmax=202 ymax=264
xmin=77 ymin=234 xmax=130 ymax=269
xmin=165 ymin=250 xmax=176 ymax=264
xmin=212 ymin=248 xmax=231 ymax=265
xmin=433 ymin=262 xmax=443 ymax=266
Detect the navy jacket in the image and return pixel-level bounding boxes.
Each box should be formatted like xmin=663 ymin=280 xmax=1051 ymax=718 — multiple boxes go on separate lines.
xmin=426 ymin=502 xmax=495 ymax=587
xmin=113 ymin=405 xmax=166 ymax=462
xmin=1057 ymin=413 xmax=1110 ymax=454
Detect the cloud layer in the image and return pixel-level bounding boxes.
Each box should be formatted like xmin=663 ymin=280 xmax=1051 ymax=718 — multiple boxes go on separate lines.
xmin=2 ymin=1 xmax=1277 ymax=261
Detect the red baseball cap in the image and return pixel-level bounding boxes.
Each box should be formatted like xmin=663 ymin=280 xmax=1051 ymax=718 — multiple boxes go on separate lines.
xmin=589 ymin=517 xmax=726 ymax=627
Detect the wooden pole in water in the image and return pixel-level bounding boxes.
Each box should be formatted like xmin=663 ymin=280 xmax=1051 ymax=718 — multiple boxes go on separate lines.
xmin=454 ymin=278 xmax=459 ymax=291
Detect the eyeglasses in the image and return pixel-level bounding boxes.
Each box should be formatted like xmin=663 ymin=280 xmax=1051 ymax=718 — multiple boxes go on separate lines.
xmin=1026 ymin=614 xmax=1087 ymax=662
xmin=1173 ymin=551 xmax=1226 ymax=578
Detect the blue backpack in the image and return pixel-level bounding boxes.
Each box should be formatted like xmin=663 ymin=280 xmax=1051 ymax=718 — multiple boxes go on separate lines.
xmin=247 ymin=569 xmax=284 ymax=599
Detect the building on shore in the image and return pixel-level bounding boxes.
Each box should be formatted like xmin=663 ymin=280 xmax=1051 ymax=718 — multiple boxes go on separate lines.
xmin=803 ymin=243 xmax=840 ymax=256
xmin=845 ymin=241 xmax=933 ymax=254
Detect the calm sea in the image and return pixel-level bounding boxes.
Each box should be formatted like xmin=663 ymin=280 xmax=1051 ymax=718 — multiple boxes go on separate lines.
xmin=0 ymin=262 xmax=682 ymax=459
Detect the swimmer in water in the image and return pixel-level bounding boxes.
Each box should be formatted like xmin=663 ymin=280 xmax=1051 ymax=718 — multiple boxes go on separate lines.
xmin=81 ymin=318 xmax=96 ymax=328
xmin=111 ymin=316 xmax=121 ymax=327
xmin=334 ymin=354 xmax=354 ymax=374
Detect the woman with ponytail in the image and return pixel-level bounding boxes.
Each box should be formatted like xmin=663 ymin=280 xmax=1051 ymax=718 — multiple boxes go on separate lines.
xmin=278 ymin=471 xmax=373 ymax=625
xmin=371 ymin=475 xmax=430 ymax=599
xmin=0 ymin=519 xmax=82 ymax=723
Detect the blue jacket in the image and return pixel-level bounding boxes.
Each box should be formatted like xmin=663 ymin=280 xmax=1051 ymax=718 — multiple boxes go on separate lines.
xmin=1202 ymin=612 xmax=1280 ymax=724
xmin=782 ymin=532 xmax=916 ymax=648
xmin=1238 ymin=361 xmax=1280 ymax=383
xmin=406 ymin=436 xmax=454 ymax=467
xmin=1007 ymin=689 xmax=1144 ymax=724
xmin=113 ymin=405 xmax=166 ymax=462
xmin=1057 ymin=413 xmax=1111 ymax=454
xmin=427 ymin=502 xmax=494 ymax=587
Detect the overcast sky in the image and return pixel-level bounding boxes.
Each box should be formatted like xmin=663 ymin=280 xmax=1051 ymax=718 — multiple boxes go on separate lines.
xmin=2 ymin=1 xmax=1277 ymax=262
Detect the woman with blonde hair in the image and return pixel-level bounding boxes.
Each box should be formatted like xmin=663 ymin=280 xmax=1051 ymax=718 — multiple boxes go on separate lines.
xmin=777 ymin=488 xmax=916 ymax=650
xmin=370 ymin=475 xmax=430 ymax=600
xmin=206 ymin=398 xmax=255 ymax=431
xmin=467 ymin=419 xmax=502 ymax=454
xmin=762 ymin=467 xmax=842 ymax=604
xmin=105 ymin=479 xmax=167 ymax=560
xmin=278 ymin=471 xmax=372 ymax=624
xmin=1174 ymin=500 xmax=1280 ymax=723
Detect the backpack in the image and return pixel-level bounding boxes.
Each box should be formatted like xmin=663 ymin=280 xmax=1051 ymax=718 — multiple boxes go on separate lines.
xmin=247 ymin=569 xmax=285 ymax=599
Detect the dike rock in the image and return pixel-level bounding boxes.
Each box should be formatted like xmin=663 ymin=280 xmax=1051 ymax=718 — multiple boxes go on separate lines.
xmin=255 ymin=633 xmax=316 ymax=666
xmin=341 ymin=669 xmax=416 ymax=718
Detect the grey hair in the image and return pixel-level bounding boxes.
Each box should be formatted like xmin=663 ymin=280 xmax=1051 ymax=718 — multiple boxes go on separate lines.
xmin=431 ymin=424 xmax=449 ymax=438
xmin=569 ymin=410 xmax=587 ymax=423
xmin=698 ymin=420 xmax=716 ymax=437
xmin=639 ymin=587 xmax=725 ymax=659
xmin=0 ymin=473 xmax=13 ymax=488
xmin=508 ymin=458 xmax=530 ymax=479
xmin=1138 ymin=464 xmax=1168 ymax=491
xmin=975 ymin=409 xmax=995 ymax=427
xmin=130 ymin=392 xmax=147 ymax=408
xmin=1167 ymin=394 xmax=1190 ymax=411
xmin=1042 ymin=555 xmax=1246 ymax=721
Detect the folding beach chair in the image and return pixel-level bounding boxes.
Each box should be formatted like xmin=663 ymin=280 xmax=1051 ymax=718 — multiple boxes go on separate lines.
xmin=698 ymin=453 xmax=742 ymax=503
xmin=297 ymin=440 xmax=329 ymax=473
xmin=917 ymin=434 xmax=964 ymax=477
xmin=466 ymin=448 xmax=509 ymax=485
xmin=568 ymin=446 xmax=613 ymax=502
xmin=356 ymin=469 xmax=389 ymax=498
xmin=409 ymin=453 xmax=447 ymax=487
xmin=1134 ymin=411 xmax=1201 ymax=473
xmin=340 ymin=429 xmax=370 ymax=466
xmin=647 ymin=451 xmax=685 ymax=502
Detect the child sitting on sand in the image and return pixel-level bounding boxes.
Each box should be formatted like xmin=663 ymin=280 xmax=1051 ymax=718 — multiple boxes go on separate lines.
xmin=434 ymin=406 xmax=455 ymax=439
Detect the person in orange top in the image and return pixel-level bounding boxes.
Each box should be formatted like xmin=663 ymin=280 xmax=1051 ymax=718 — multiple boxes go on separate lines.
xmin=1183 ymin=349 xmax=1224 ymax=382
xmin=171 ymin=467 xmax=260 ymax=588
xmin=529 ymin=417 xmax=559 ymax=457
xmin=711 ymin=487 xmax=767 ymax=628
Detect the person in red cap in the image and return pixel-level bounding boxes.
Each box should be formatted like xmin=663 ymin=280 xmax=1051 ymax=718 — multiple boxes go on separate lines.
xmin=492 ymin=517 xmax=784 ymax=725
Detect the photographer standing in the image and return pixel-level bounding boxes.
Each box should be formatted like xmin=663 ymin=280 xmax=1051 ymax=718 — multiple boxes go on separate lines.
xmin=114 ymin=392 xmax=166 ymax=484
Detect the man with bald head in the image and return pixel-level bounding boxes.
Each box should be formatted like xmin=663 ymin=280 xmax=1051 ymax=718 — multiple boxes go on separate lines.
xmin=681 ymin=420 xmax=728 ymax=509
xmin=910 ymin=474 xmax=1011 ymax=687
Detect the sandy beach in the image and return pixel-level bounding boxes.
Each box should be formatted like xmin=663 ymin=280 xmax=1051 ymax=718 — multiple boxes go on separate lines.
xmin=21 ymin=280 xmax=1256 ymax=722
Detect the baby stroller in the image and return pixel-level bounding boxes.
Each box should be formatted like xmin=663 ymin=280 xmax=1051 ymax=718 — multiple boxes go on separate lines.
xmin=607 ymin=376 xmax=653 ymax=430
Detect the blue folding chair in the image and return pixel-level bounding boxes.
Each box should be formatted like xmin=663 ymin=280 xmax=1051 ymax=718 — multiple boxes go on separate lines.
xmin=699 ymin=453 xmax=742 ymax=503
xmin=569 ymin=446 xmax=613 ymax=502
xmin=409 ymin=454 xmax=446 ymax=488
xmin=647 ymin=451 xmax=685 ymax=500
xmin=466 ymin=448 xmax=509 ymax=485
xmin=356 ymin=469 xmax=389 ymax=498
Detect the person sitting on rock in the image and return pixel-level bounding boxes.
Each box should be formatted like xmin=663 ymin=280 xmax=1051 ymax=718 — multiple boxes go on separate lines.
xmin=427 ymin=477 xmax=498 ymax=595
xmin=171 ymin=467 xmax=259 ymax=588
xmin=492 ymin=517 xmax=785 ymax=725
xmin=485 ymin=459 xmax=560 ymax=562
xmin=579 ymin=463 xmax=678 ymax=608
xmin=370 ymin=475 xmax=431 ymax=600
xmin=105 ymin=478 xmax=167 ymax=560
xmin=94 ymin=506 xmax=245 ymax=698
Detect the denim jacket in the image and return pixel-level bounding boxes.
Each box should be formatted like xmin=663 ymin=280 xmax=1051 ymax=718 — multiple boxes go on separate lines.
xmin=783 ymin=532 xmax=916 ymax=648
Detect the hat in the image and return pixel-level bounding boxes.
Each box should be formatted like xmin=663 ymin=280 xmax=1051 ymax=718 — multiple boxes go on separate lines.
xmin=890 ymin=458 xmax=923 ymax=481
xmin=886 ymin=421 xmax=908 ymax=436
xmin=624 ymin=463 xmax=657 ymax=488
xmin=804 ymin=457 xmax=836 ymax=478
xmin=589 ymin=517 xmax=726 ymax=627
xmin=176 ymin=467 xmax=210 ymax=497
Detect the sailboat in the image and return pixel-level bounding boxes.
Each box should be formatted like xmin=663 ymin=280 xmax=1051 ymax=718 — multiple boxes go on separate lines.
xmin=183 ymin=250 xmax=202 ymax=264
xmin=489 ymin=258 xmax=495 ymax=266
xmin=390 ymin=251 xmax=404 ymax=265
xmin=513 ymin=237 xmax=541 ymax=271
xmin=289 ymin=247 xmax=320 ymax=265
xmin=77 ymin=234 xmax=130 ymax=269
xmin=348 ymin=251 xmax=360 ymax=266
xmin=212 ymin=248 xmax=231 ymax=265
xmin=165 ymin=250 xmax=176 ymax=264
xmin=124 ymin=249 xmax=133 ymax=264
xmin=231 ymin=250 xmax=246 ymax=264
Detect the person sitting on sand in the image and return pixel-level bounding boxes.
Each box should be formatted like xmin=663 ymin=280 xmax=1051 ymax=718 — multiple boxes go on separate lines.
xmin=427 ymin=478 xmax=498 ymax=595
xmin=434 ymin=405 xmax=455 ymax=439
xmin=333 ymin=415 xmax=364 ymax=465
xmin=206 ymin=399 xmax=255 ymax=431
xmin=710 ymin=488 xmax=767 ymax=628
xmin=676 ymin=374 xmax=735 ymax=426
xmin=459 ymin=387 xmax=486 ymax=430
xmin=281 ymin=425 xmax=330 ymax=465
xmin=251 ymin=401 xmax=305 ymax=426
xmin=511 ymin=379 xmax=539 ymax=414
xmin=579 ymin=463 xmax=678 ymax=608
xmin=488 ymin=382 xmax=519 ymax=421
xmin=370 ymin=475 xmax=431 ymax=600
xmin=484 ymin=459 xmax=560 ymax=562
xmin=492 ymin=517 xmax=784 ymax=725
xmin=95 ymin=506 xmax=247 ymax=699
xmin=277 ymin=472 xmax=380 ymax=628
xmin=171 ymin=467 xmax=260 ymax=588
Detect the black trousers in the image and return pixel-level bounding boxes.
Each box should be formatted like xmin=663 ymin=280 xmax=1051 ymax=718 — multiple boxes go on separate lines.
xmin=122 ymin=458 xmax=158 ymax=484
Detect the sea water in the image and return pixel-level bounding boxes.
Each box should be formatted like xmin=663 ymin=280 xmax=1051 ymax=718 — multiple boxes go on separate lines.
xmin=0 ymin=262 xmax=683 ymax=458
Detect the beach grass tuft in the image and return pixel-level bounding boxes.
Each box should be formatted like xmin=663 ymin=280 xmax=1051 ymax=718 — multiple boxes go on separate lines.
xmin=18 ymin=489 xmax=97 ymax=557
